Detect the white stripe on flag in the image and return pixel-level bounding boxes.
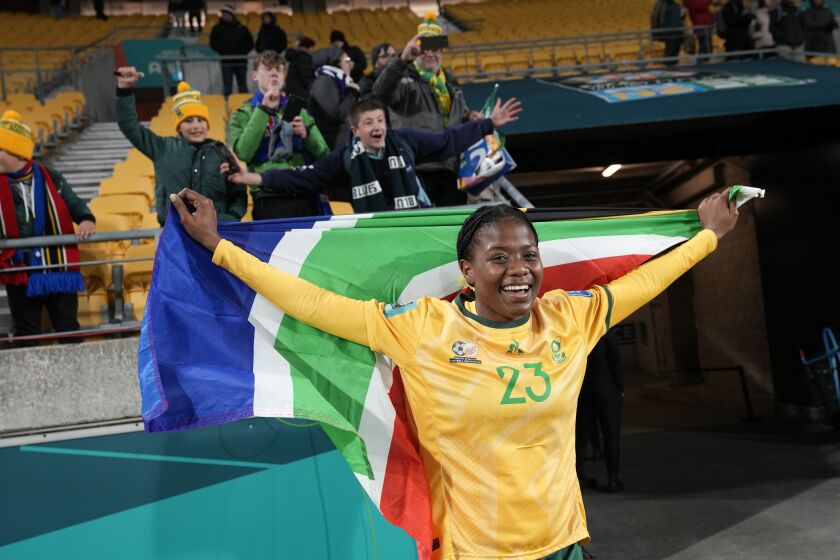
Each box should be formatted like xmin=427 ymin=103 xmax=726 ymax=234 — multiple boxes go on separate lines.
xmin=354 ymin=353 xmax=397 ymax=504
xmin=250 ymin=218 xmax=360 ymax=416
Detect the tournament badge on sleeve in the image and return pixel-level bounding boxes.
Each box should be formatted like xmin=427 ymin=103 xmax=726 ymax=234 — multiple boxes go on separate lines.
xmin=458 ymin=83 xmax=517 ymax=195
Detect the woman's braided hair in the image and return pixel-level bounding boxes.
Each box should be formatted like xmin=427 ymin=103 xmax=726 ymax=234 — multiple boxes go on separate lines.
xmin=456 ymin=205 xmax=539 ymax=262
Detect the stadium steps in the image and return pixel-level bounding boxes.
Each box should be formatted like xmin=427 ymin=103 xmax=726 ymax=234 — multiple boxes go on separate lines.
xmin=50 ymin=122 xmax=141 ymax=202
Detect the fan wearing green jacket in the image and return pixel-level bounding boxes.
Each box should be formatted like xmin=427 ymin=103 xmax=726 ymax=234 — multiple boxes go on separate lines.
xmin=115 ymin=67 xmax=247 ymax=225
xmin=229 ymin=50 xmax=331 ymax=220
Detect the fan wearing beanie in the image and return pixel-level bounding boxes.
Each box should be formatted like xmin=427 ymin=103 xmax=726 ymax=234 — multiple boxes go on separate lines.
xmin=0 ymin=110 xmax=96 ymax=344
xmin=115 ymin=66 xmax=246 ymax=225
xmin=371 ymin=11 xmax=484 ymax=208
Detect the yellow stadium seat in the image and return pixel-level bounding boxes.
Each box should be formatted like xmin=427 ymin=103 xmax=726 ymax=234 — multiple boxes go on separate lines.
xmin=114 ymin=159 xmax=154 ymax=180
xmin=89 ymin=195 xmax=150 ymax=228
xmin=99 ymin=175 xmax=154 ymax=205
xmin=77 ymin=292 xmax=109 ymax=327
xmin=329 ymin=201 xmax=354 ymax=215
xmin=123 ymin=243 xmax=156 ymax=289
xmin=77 ymin=246 xmax=111 ymax=293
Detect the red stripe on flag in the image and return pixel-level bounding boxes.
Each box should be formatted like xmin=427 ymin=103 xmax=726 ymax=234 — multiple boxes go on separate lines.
xmin=380 ymin=368 xmax=434 ymax=560
xmin=538 ymin=254 xmax=653 ymax=295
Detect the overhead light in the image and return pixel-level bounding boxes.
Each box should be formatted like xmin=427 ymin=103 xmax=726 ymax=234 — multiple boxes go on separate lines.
xmin=602 ymin=164 xmax=622 ymax=178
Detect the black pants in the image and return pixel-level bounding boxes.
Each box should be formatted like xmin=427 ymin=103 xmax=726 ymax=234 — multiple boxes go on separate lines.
xmin=188 ymin=11 xmax=202 ymax=33
xmin=664 ymin=38 xmax=682 ymax=64
xmin=221 ymin=63 xmax=248 ymax=97
xmin=417 ymin=169 xmax=466 ymax=207
xmin=576 ymin=370 xmax=623 ymax=477
xmin=5 ymin=284 xmax=80 ymax=346
xmin=695 ymin=27 xmax=712 ymax=56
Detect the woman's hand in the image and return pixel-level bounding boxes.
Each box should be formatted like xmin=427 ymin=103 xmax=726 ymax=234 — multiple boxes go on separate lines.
xmin=169 ymin=189 xmax=222 ymax=252
xmin=698 ymin=188 xmax=739 ymax=241
xmin=490 ymin=98 xmax=523 ymax=129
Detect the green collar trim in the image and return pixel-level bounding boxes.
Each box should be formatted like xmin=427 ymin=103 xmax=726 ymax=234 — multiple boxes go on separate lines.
xmin=454 ymin=292 xmax=531 ymax=329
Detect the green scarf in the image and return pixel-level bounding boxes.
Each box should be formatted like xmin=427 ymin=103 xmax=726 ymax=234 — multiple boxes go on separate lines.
xmin=413 ymin=60 xmax=451 ymax=123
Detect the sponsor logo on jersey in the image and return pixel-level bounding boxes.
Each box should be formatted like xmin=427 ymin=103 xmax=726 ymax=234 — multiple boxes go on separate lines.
xmin=506 ymin=339 xmax=524 ymax=354
xmin=550 ymin=339 xmax=567 ymax=364
xmin=352 ymin=181 xmax=383 ymax=199
xmin=383 ymin=301 xmax=417 ymax=318
xmin=450 ymin=340 xmax=481 ymax=364
xmin=567 ymin=290 xmax=593 ymax=298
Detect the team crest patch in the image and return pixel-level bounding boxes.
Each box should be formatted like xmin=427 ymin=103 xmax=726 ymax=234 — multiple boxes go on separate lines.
xmin=567 ymin=290 xmax=593 ymax=298
xmin=550 ymin=339 xmax=567 ymax=364
xmin=450 ymin=341 xmax=481 ymax=364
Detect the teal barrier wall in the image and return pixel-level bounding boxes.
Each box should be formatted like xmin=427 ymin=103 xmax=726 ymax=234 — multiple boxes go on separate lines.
xmin=0 ymin=419 xmax=418 ymax=559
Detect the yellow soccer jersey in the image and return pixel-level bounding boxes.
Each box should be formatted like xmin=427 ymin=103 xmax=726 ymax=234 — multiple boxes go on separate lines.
xmin=212 ymin=228 xmax=719 ymax=560
xmin=363 ymin=289 xmax=612 ymax=559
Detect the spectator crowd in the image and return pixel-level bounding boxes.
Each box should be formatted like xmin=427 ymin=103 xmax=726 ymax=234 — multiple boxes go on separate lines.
xmin=652 ymin=0 xmax=838 ymax=62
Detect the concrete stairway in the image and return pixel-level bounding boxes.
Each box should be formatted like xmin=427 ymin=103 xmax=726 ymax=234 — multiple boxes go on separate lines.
xmin=48 ymin=122 xmax=136 ymax=202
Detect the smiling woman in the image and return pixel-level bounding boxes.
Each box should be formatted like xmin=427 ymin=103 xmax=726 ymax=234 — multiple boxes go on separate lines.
xmin=167 ymin=187 xmax=739 ymax=560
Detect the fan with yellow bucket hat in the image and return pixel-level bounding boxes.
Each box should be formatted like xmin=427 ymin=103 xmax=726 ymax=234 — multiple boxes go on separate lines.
xmin=0 ymin=109 xmax=96 ymax=342
xmin=115 ymin=67 xmax=247 ymax=225
xmin=373 ymin=12 xmax=486 ymax=207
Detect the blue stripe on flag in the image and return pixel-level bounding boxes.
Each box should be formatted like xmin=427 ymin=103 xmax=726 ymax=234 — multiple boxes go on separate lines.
xmin=138 ymin=209 xmax=331 ymax=432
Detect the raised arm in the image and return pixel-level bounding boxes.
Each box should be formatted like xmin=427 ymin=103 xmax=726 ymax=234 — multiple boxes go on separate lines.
xmin=405 ymin=97 xmax=522 ymax=163
xmin=564 ymin=190 xmax=739 ymax=346
xmin=115 ymin=66 xmax=167 ymax=158
xmin=168 ymin=188 xmax=425 ymax=362
xmin=225 ymin=149 xmax=347 ymax=196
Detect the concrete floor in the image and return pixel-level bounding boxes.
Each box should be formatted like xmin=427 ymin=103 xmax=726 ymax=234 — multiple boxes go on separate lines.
xmin=578 ymin=374 xmax=840 ymax=560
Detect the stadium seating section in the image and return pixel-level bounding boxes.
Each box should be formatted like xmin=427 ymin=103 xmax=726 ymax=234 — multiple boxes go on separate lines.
xmin=0 ymin=13 xmax=166 ymax=97
xmin=4 ymin=0 xmax=839 ymax=336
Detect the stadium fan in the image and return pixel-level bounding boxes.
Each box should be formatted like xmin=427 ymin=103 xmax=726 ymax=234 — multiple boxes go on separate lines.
xmin=255 ymin=12 xmax=287 ymax=54
xmin=373 ymin=12 xmax=483 ymax=207
xmin=284 ymin=36 xmax=317 ymax=99
xmin=229 ymin=50 xmax=330 ymax=220
xmin=804 ymin=0 xmax=838 ymax=54
xmin=0 ymin=110 xmax=95 ymax=345
xmin=115 ymin=68 xmax=246 ymax=225
xmin=328 ymin=29 xmax=367 ymax=83
xmin=771 ymin=0 xmax=807 ymax=61
xmin=309 ymin=47 xmax=360 ymax=149
xmin=222 ymin=97 xmax=521 ymax=213
xmin=359 ymin=43 xmax=397 ymax=97
xmin=209 ymin=4 xmax=254 ymax=97
xmin=169 ymin=184 xmax=740 ymax=560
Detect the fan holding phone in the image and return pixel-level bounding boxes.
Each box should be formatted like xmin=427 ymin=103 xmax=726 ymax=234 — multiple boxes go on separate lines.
xmin=370 ymin=12 xmax=485 ymax=208
xmin=228 ymin=50 xmax=331 ymax=221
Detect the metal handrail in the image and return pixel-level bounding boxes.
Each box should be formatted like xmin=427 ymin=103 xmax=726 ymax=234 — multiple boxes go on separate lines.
xmin=0 ymin=229 xmax=159 ymax=250
xmin=451 ymin=47 xmax=781 ymax=81
xmin=446 ymin=25 xmax=714 ymax=54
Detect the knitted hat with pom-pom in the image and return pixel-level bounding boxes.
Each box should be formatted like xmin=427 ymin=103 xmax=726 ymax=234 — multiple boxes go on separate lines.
xmin=0 ymin=110 xmax=35 ymax=161
xmin=417 ymin=12 xmax=443 ymax=37
xmin=171 ymin=81 xmax=210 ymax=131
